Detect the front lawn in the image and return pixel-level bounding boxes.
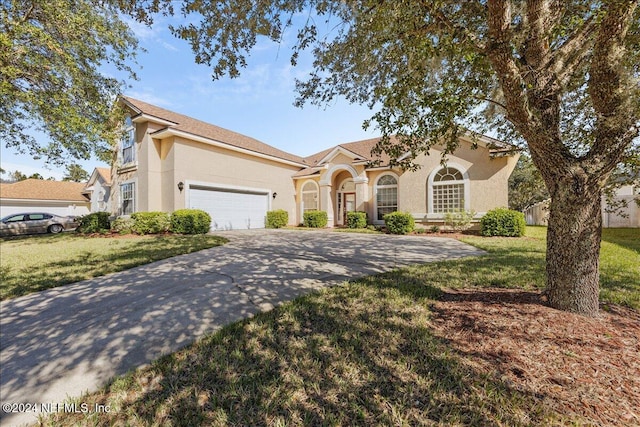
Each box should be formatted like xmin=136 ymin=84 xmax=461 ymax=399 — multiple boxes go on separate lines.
xmin=0 ymin=233 xmax=228 ymax=300
xmin=460 ymin=226 xmax=640 ymax=309
xmin=41 ymin=226 xmax=639 ymax=426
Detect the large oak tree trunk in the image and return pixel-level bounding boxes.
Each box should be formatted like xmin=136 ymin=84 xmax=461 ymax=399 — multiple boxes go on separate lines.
xmin=545 ymin=178 xmax=603 ymax=317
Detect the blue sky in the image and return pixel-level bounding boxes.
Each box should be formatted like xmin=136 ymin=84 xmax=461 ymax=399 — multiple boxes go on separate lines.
xmin=1 ymin=14 xmax=376 ymax=180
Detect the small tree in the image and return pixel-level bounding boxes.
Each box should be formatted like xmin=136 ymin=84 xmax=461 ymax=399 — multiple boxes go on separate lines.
xmin=63 ymin=164 xmax=89 ymax=182
xmin=443 ymin=209 xmax=476 ymax=233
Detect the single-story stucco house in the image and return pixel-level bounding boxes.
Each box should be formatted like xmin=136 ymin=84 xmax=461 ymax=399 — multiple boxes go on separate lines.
xmin=0 ymin=179 xmax=91 ymax=218
xmin=112 ymin=96 xmax=519 ymax=230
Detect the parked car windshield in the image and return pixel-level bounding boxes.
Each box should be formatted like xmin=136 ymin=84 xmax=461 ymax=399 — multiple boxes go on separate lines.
xmin=2 ymin=214 xmax=27 ymax=222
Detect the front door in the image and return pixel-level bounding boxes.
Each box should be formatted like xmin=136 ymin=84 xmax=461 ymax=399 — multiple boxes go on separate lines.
xmin=343 ymin=192 xmax=356 ymax=224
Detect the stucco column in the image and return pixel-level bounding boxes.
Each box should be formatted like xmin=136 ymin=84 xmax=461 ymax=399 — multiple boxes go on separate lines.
xmin=354 ymin=177 xmax=369 ymax=214
xmin=320 ymin=183 xmax=334 ymax=227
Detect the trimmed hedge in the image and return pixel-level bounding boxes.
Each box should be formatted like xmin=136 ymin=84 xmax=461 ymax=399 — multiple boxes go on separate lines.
xmin=266 ymin=209 xmax=288 ymax=229
xmin=384 ymin=211 xmax=415 ymax=235
xmin=110 ymin=217 xmax=134 ymax=235
xmin=346 ymin=211 xmax=367 ymax=229
xmin=77 ymin=212 xmax=111 ymax=234
xmin=131 ymin=211 xmax=170 ymax=235
xmin=170 ymin=209 xmax=211 ymax=234
xmin=480 ymin=208 xmax=526 ymax=237
xmin=303 ymin=210 xmax=328 ymax=228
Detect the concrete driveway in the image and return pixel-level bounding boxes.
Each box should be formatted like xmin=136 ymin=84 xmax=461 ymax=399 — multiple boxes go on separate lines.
xmin=0 ymin=229 xmax=484 ymax=426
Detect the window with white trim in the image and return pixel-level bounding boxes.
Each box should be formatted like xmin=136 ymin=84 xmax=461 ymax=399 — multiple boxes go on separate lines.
xmin=375 ymin=174 xmax=398 ymax=221
xmin=120 ymin=182 xmax=135 ymax=215
xmin=301 ymin=181 xmax=318 ymax=211
xmin=122 ymin=115 xmax=135 ymax=164
xmin=432 ymin=167 xmax=465 ymax=213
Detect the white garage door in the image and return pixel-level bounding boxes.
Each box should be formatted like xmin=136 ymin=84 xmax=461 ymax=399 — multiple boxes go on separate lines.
xmin=189 ymin=187 xmax=269 ymax=230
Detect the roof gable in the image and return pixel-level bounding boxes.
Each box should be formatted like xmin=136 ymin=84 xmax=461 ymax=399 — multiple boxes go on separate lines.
xmin=304 ymin=137 xmax=393 ymax=166
xmin=86 ymin=167 xmax=112 ymax=188
xmin=312 ymin=146 xmax=367 ymax=166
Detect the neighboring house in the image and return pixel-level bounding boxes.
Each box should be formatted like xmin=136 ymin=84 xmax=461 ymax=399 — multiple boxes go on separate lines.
xmin=524 ymin=184 xmax=640 ymax=228
xmin=83 ymin=168 xmax=112 ymax=213
xmin=113 ymin=96 xmax=519 ymax=230
xmin=0 ymin=179 xmax=90 ymax=218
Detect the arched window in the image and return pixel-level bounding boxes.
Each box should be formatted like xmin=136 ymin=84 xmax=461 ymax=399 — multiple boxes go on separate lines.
xmin=429 ymin=166 xmax=467 ymax=213
xmin=375 ymin=174 xmax=398 ymax=221
xmin=301 ymin=181 xmax=318 ymax=212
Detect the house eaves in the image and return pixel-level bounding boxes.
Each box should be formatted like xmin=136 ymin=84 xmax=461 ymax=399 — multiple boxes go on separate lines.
xmin=151 ymin=128 xmax=308 ymax=169
xmin=131 ymin=113 xmax=177 ymax=127
xmin=0 ymin=197 xmax=89 ymax=203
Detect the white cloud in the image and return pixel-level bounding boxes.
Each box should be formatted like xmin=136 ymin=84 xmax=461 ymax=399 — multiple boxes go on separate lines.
xmin=161 ymin=41 xmax=179 ymax=52
xmin=124 ymin=18 xmax=160 ymax=41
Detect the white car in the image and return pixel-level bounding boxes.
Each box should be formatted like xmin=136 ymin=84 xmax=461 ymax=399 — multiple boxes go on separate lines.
xmin=0 ymin=213 xmax=79 ymax=237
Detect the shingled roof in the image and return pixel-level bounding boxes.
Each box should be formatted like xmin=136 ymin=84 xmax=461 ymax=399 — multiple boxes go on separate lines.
xmin=304 ymin=137 xmax=393 ymax=166
xmin=121 ymin=96 xmax=307 ymax=166
xmin=95 ymin=167 xmax=112 ymax=185
xmin=0 ymin=179 xmax=89 ymax=202
xmin=303 ymin=134 xmax=516 ymax=168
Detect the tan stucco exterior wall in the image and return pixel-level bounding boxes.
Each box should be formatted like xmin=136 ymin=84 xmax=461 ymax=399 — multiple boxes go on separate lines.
xmin=398 ymin=143 xmax=518 ymax=223
xmin=112 ymin=117 xmax=301 ymax=223
xmin=137 ymin=136 xmax=300 ymax=222
xmin=303 ymin=140 xmax=519 ymax=226
xmin=136 ymin=122 xmax=165 ymax=212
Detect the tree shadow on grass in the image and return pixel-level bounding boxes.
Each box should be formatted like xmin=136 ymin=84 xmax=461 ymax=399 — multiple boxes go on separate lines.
xmin=601 ymin=228 xmax=640 ymax=253
xmin=50 ymin=280 xmax=552 ymax=426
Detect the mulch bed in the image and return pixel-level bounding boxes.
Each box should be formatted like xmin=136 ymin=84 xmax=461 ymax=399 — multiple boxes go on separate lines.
xmin=429 ymin=288 xmax=640 ymax=426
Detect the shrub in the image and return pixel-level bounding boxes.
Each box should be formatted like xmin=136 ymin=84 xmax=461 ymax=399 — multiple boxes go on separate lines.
xmin=303 ymin=210 xmax=328 ymax=228
xmin=266 ymin=209 xmax=288 ymax=229
xmin=384 ymin=211 xmax=415 ymax=235
xmin=346 ymin=211 xmax=367 ymax=229
xmin=430 ymin=225 xmax=440 ymax=233
xmin=480 ymin=208 xmax=526 ymax=237
xmin=131 ymin=211 xmax=170 ymax=235
xmin=443 ymin=209 xmax=476 ymax=232
xmin=110 ymin=217 xmax=134 ymax=235
xmin=170 ymin=209 xmax=211 ymax=234
xmin=415 ymin=227 xmax=427 ymax=234
xmin=77 ymin=212 xmax=111 ymax=234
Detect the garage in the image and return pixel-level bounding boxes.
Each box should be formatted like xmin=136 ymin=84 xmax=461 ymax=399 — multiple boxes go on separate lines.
xmin=188 ymin=185 xmax=269 ymax=230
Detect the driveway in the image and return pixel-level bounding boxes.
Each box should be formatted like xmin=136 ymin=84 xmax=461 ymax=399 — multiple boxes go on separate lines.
xmin=0 ymin=229 xmax=484 ymax=426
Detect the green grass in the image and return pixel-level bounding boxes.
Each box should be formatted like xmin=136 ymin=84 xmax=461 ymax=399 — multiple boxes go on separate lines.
xmin=458 ymin=226 xmax=640 ymax=309
xmin=0 ymin=233 xmax=228 ymax=300
xmin=29 ymin=227 xmax=640 ymax=425
xmin=44 ymin=276 xmax=553 ymax=427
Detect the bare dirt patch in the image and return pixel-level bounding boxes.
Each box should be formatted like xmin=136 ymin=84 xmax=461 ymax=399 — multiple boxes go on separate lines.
xmin=430 ymin=288 xmax=640 ymax=426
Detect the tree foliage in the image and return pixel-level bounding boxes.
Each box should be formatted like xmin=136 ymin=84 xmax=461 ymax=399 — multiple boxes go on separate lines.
xmin=161 ymin=0 xmax=639 ymax=316
xmin=0 ymin=0 xmax=141 ymax=165
xmin=8 ymin=170 xmax=26 ymax=182
xmin=63 ymin=163 xmax=90 ymax=182
xmin=509 ymin=155 xmax=549 ymax=212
